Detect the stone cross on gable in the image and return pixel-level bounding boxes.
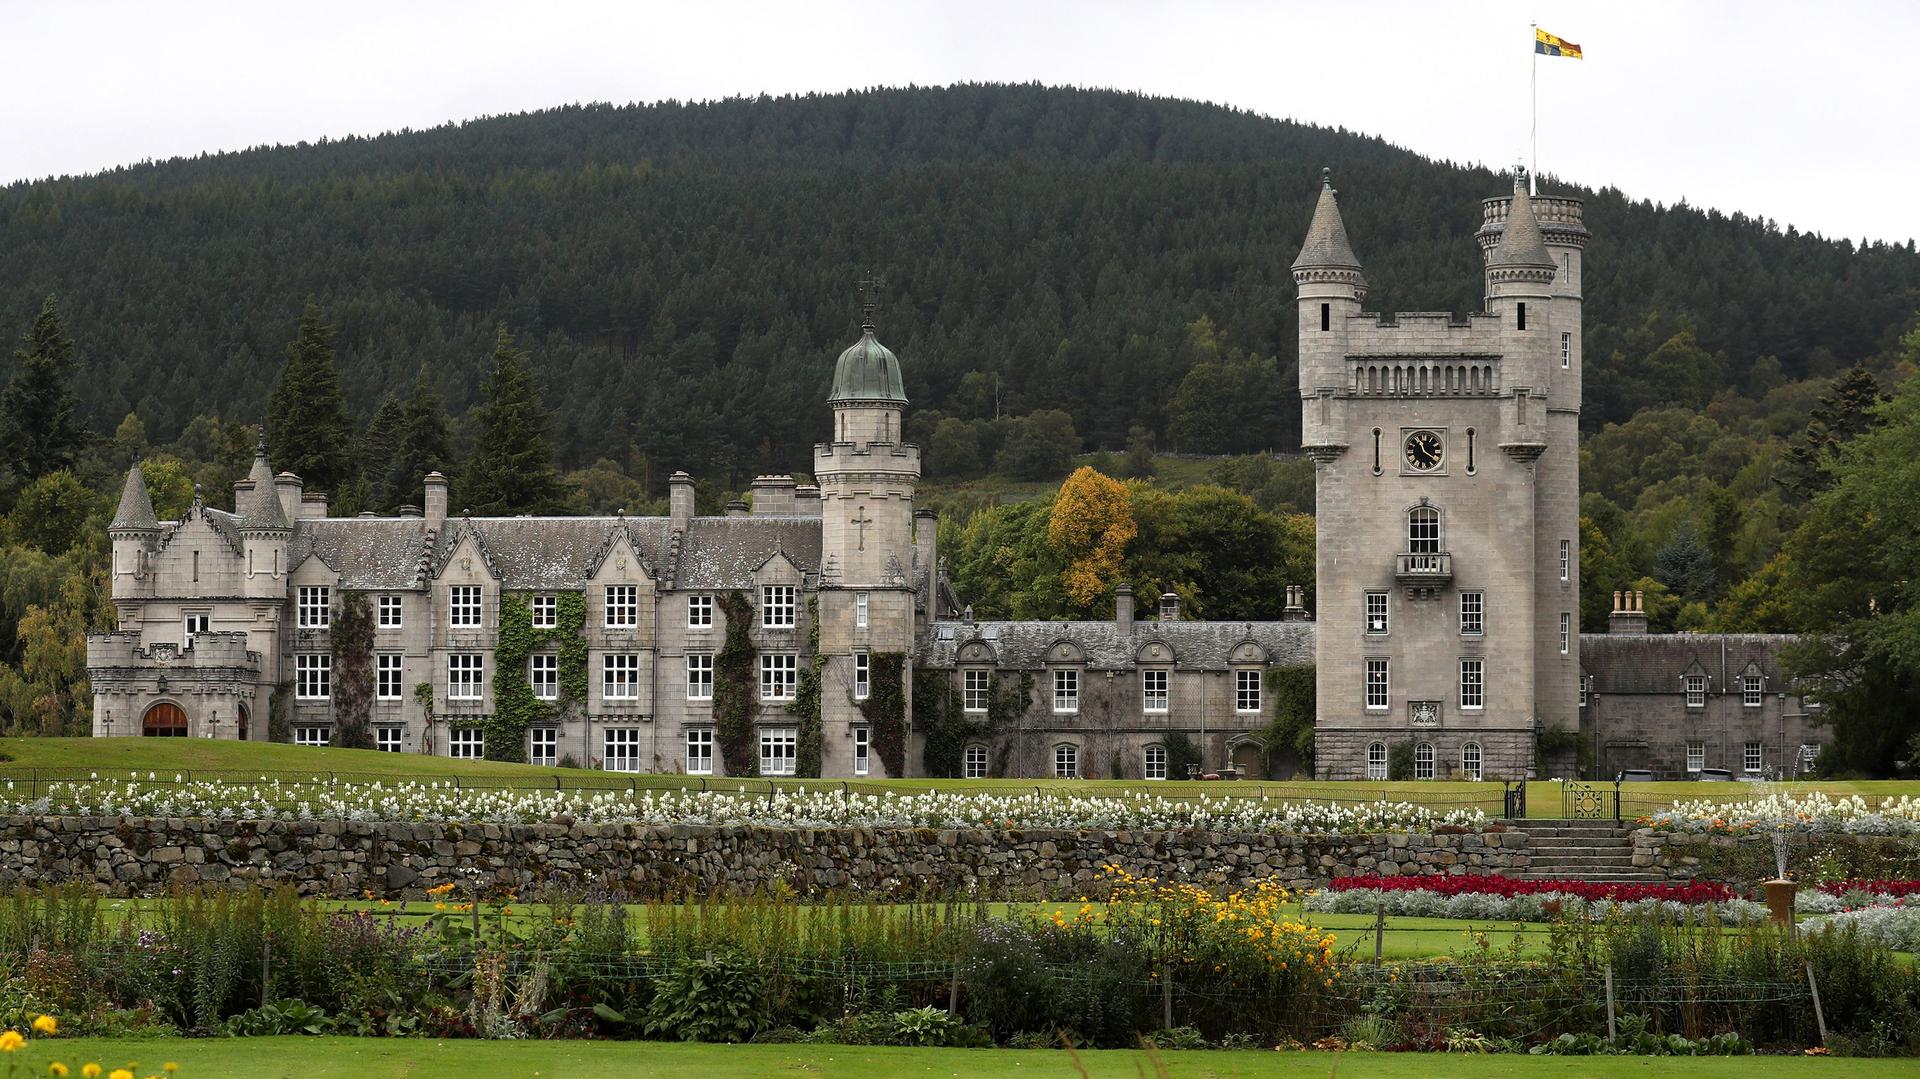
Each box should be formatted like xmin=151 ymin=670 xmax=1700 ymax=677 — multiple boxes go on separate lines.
xmin=851 ymin=505 xmax=874 ymax=550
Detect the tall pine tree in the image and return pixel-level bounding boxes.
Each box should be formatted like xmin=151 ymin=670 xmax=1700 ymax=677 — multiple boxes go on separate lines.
xmin=460 ymin=327 xmax=561 ymax=515
xmin=1778 ymin=365 xmax=1885 ymax=500
xmin=387 ymin=369 xmax=454 ymax=511
xmin=358 ymin=393 xmax=404 ymax=509
xmin=1 ymin=295 xmax=86 ymax=483
xmin=265 ymin=300 xmax=355 ymax=494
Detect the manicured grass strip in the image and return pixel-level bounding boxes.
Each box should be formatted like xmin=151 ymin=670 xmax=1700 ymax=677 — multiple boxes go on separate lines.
xmin=12 ymin=1038 xmax=1894 ymax=1078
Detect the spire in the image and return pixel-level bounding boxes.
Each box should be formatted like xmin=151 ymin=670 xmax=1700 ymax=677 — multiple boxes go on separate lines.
xmin=1488 ymin=169 xmax=1555 ymax=270
xmin=110 ymin=459 xmax=159 ymax=532
xmin=857 ymin=272 xmax=881 ymax=334
xmin=237 ymin=435 xmax=289 ymax=532
xmin=1290 ymin=167 xmax=1365 ymax=277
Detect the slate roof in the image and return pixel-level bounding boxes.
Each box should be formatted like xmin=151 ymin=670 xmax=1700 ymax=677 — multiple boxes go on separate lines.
xmin=1290 ymin=174 xmax=1364 ymax=273
xmin=236 ymin=453 xmax=289 ymax=532
xmin=1581 ymin=633 xmax=1802 ymax=695
xmin=924 ymin=620 xmax=1315 ymax=672
xmin=109 ymin=463 xmax=160 ymax=531
xmin=280 ymin=513 xmax=824 ymax=592
xmin=1487 ymin=181 xmax=1556 ymax=269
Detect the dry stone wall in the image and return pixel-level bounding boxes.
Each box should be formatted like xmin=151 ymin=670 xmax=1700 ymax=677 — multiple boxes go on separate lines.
xmin=0 ymin=816 xmax=1531 ymax=899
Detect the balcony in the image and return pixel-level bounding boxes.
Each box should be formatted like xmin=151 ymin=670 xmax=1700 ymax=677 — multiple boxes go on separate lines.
xmin=1395 ymin=552 xmax=1452 ymax=588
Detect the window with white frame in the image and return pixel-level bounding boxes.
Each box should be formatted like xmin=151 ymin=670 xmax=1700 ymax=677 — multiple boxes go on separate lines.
xmin=295 ymin=654 xmax=331 ymax=700
xmin=1459 ymin=591 xmax=1484 ymax=635
xmin=1743 ymin=741 xmax=1764 ymax=774
xmin=1559 ymin=612 xmax=1571 ymax=655
xmin=530 ymin=727 xmax=557 ymax=766
xmin=853 ymin=651 xmax=870 ymax=700
xmin=183 ymin=611 xmax=209 ymax=643
xmin=1366 ymin=741 xmax=1388 ymax=781
xmin=1686 ymin=741 xmax=1705 ymax=773
xmin=1365 ymin=591 xmax=1389 ymax=635
xmin=963 ymin=670 xmax=990 ymax=713
xmin=605 ymin=585 xmax=638 ymax=628
xmin=1460 ymin=658 xmax=1485 ymax=710
xmin=687 ymin=594 xmax=713 ymax=628
xmin=530 ymin=594 xmax=557 ymax=629
xmin=1561 ymin=331 xmax=1572 ymax=368
xmin=1236 ymin=669 xmax=1262 ymax=713
xmin=448 ymin=585 xmax=482 ymax=628
xmin=376 ymin=726 xmax=403 ymax=753
xmin=1742 ymin=675 xmax=1763 ymax=707
xmin=449 ymin=728 xmax=484 ymax=759
xmin=1052 ymin=669 xmax=1079 ymax=713
xmin=603 ymin=728 xmax=642 ymax=772
xmin=1054 ymin=743 xmax=1079 ymax=778
xmin=856 ymin=591 xmax=869 ymax=629
xmin=1364 ymin=658 xmax=1389 ymax=710
xmin=686 ymin=654 xmax=713 ymax=700
xmin=760 ymin=653 xmax=798 ymax=701
xmin=1142 ymin=669 xmax=1169 ymax=713
xmin=378 ymin=593 xmax=403 ymax=628
xmin=1800 ymin=744 xmax=1819 ymax=771
xmin=1407 ymin=507 xmax=1440 ymax=553
xmin=1559 ymin=539 xmax=1571 ymax=582
xmin=447 ymin=653 xmax=484 ymax=699
xmin=762 ymin=585 xmax=796 ymax=628
xmin=963 ymin=744 xmax=988 ymax=779
xmin=760 ymin=727 xmax=797 ymax=775
xmin=1580 ymin=675 xmax=1590 ymax=708
xmin=530 ymin=654 xmax=558 ymax=700
xmin=1144 ymin=744 xmax=1167 ymax=780
xmin=376 ymin=654 xmax=404 ymax=700
xmin=603 ymin=653 xmax=639 ymax=700
xmin=1685 ymin=675 xmax=1706 ymax=707
xmin=686 ymin=728 xmax=714 ymax=775
xmin=1461 ymin=741 xmax=1483 ymax=781
xmin=1414 ymin=741 xmax=1435 ymax=780
xmin=297 ymin=586 xmax=331 ymax=628
xmin=854 ymin=726 xmax=870 ymax=776
xmin=293 ymin=725 xmax=331 ymax=747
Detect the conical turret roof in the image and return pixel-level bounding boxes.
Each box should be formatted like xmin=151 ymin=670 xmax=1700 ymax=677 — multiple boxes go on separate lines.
xmin=109 ymin=461 xmax=159 ymax=531
xmin=238 ymin=439 xmax=290 ymax=531
xmin=1290 ymin=170 xmax=1364 ymax=273
xmin=1488 ymin=179 xmax=1555 ymax=270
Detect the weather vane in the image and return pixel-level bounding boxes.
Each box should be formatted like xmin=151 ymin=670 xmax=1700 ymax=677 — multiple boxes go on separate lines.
xmin=857 ymin=272 xmax=884 ymax=331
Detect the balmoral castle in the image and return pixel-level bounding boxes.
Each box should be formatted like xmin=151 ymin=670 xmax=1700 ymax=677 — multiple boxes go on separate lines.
xmin=88 ymin=172 xmax=1828 ymax=782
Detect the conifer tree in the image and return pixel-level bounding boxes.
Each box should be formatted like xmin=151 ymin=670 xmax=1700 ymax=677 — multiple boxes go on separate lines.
xmin=265 ymin=300 xmax=355 ymax=493
xmin=1778 ymin=365 xmax=1885 ymax=500
xmin=461 ymin=327 xmax=560 ymax=515
xmin=358 ymin=394 xmax=404 ymax=508
xmin=387 ymin=370 xmax=454 ymax=511
xmin=0 ymin=295 xmax=86 ymax=482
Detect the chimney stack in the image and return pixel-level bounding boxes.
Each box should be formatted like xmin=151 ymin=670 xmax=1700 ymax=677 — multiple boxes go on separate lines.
xmin=669 ymin=471 xmax=695 ymax=532
xmin=748 ymin=475 xmax=797 ymax=516
xmin=1159 ymin=592 xmax=1180 ymax=622
xmin=794 ymin=483 xmax=822 ymax=517
xmin=725 ymin=499 xmax=750 ymax=518
xmin=1283 ymin=584 xmax=1311 ymax=622
xmin=914 ymin=509 xmax=938 ymax=588
xmin=423 ymin=472 xmax=449 ymax=529
xmin=274 ymin=472 xmax=304 ymax=524
xmin=1114 ymin=583 xmax=1135 ymax=633
xmin=1608 ymin=589 xmax=1650 ymax=634
xmin=298 ymin=492 xmax=329 ymax=520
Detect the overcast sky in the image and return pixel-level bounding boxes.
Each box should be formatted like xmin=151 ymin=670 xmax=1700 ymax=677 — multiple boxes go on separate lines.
xmin=6 ymin=1 xmax=1913 ymax=244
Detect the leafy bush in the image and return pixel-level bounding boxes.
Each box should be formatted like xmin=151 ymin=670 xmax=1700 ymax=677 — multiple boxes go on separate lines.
xmin=641 ymin=952 xmax=766 ymax=1043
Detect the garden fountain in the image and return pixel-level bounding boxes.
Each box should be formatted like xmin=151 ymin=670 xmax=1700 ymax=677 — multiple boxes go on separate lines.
xmin=1762 ymin=826 xmax=1795 ymax=927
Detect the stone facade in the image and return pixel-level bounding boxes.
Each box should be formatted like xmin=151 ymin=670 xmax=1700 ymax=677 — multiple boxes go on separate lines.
xmin=0 ymin=814 xmax=1532 ymax=899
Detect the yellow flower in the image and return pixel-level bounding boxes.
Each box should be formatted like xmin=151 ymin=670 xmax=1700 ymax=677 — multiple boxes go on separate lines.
xmin=0 ymin=1031 xmax=24 ymax=1052
xmin=33 ymin=1015 xmax=57 ymax=1036
xmin=49 ymin=1064 xmax=71 ymax=1078
xmin=163 ymin=1066 xmax=179 ymax=1075
xmin=110 ymin=1071 xmax=134 ymax=1079
xmin=83 ymin=1066 xmax=102 ymax=1079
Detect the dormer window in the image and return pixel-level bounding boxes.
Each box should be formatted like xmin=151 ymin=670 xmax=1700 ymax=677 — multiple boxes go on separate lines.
xmin=1685 ymin=675 xmax=1707 ymax=708
xmin=297 ymin=586 xmax=331 ymax=629
xmin=448 ymin=586 xmax=483 ymax=628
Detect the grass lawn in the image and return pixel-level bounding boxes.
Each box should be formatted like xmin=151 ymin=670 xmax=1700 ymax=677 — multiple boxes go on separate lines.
xmin=13 ymin=1038 xmax=1899 ymax=1079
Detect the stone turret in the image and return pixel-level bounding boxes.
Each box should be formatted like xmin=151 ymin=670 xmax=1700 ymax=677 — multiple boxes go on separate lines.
xmin=109 ymin=461 xmax=160 ymax=601
xmin=1293 ymin=168 xmax=1368 ymax=448
xmin=236 ymin=438 xmax=290 ymax=599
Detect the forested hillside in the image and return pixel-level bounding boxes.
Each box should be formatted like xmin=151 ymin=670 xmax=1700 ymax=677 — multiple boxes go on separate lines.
xmin=3 ymin=84 xmax=1917 ymax=483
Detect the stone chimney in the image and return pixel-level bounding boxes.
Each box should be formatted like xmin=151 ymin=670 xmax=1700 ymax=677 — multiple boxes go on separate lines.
xmin=749 ymin=475 xmax=797 ymax=516
xmin=1282 ymin=584 xmax=1311 ymax=622
xmin=274 ymin=472 xmax=304 ymax=524
xmin=423 ymin=472 xmax=449 ymax=529
xmin=398 ymin=505 xmax=422 ymax=518
xmin=794 ymin=483 xmax=822 ymax=517
xmin=1609 ymin=589 xmax=1649 ymax=634
xmin=1159 ymin=592 xmax=1180 ymax=621
xmin=669 ymin=471 xmax=696 ymax=532
xmin=1114 ymin=583 xmax=1135 ymax=633
xmin=298 ymin=492 xmax=329 ymax=520
xmin=725 ymin=499 xmax=750 ymax=518
xmin=914 ymin=509 xmax=937 ymax=584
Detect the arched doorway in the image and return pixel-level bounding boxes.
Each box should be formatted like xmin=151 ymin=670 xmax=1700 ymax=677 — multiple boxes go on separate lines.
xmin=237 ymin=703 xmax=250 ymax=742
xmin=143 ymin=702 xmax=188 ymax=737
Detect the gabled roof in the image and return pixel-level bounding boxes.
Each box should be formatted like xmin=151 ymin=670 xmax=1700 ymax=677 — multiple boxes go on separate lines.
xmin=923 ymin=619 xmax=1314 ymax=672
xmin=290 ymin=519 xmax=432 ymax=589
xmin=672 ymin=516 xmax=823 ymax=589
xmin=1581 ymin=633 xmax=1801 ymax=695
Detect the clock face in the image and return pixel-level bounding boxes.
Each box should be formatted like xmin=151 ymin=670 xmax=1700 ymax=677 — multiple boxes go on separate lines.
xmin=1404 ymin=430 xmax=1444 ymax=471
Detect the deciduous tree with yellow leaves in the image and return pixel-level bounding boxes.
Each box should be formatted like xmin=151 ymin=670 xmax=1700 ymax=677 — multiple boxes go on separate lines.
xmin=1048 ymin=466 xmax=1137 ymax=614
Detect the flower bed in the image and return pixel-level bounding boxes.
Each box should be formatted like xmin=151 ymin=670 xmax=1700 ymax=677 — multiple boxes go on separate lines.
xmin=1819 ymin=879 xmax=1920 ymax=898
xmin=1327 ymin=875 xmax=1735 ymax=904
xmin=2 ymin=776 xmax=1484 ymax=834
xmin=1638 ymin=792 xmax=1920 ymax=836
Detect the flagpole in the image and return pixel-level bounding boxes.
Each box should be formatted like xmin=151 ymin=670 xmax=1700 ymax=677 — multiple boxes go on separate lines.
xmin=1530 ymin=21 xmax=1538 ymax=194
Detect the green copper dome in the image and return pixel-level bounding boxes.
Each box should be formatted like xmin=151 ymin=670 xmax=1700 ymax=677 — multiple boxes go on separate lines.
xmin=828 ymin=326 xmax=907 ymax=405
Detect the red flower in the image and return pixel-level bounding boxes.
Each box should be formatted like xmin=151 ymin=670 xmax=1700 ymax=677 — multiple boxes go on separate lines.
xmin=1328 ymin=875 xmax=1733 ymax=903
xmin=1818 ymin=879 xmax=1920 ymax=898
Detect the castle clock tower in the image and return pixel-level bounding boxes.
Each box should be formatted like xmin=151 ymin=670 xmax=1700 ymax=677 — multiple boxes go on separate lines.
xmin=1298 ymin=169 xmax=1587 ymax=781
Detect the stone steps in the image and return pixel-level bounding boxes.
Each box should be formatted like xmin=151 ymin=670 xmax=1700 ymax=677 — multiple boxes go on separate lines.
xmin=1512 ymin=819 xmax=1664 ymax=883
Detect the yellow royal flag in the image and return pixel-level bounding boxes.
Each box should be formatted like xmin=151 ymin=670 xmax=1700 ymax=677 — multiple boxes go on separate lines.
xmin=1535 ymin=27 xmax=1583 ymax=59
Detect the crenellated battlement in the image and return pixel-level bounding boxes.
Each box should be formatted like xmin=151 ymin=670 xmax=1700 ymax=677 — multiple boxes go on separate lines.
xmin=87 ymin=630 xmax=261 ymax=672
xmin=813 ymin=441 xmax=922 ymax=471
xmin=1478 ymin=194 xmax=1589 ymax=249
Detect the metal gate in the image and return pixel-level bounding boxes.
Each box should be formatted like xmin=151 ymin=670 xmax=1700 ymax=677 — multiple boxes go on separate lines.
xmin=1562 ymin=780 xmax=1620 ymax=822
xmin=1502 ymin=780 xmax=1527 ymax=819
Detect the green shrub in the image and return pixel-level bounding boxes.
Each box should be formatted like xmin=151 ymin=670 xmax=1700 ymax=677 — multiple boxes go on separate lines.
xmin=642 ymin=952 xmax=767 ymax=1043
